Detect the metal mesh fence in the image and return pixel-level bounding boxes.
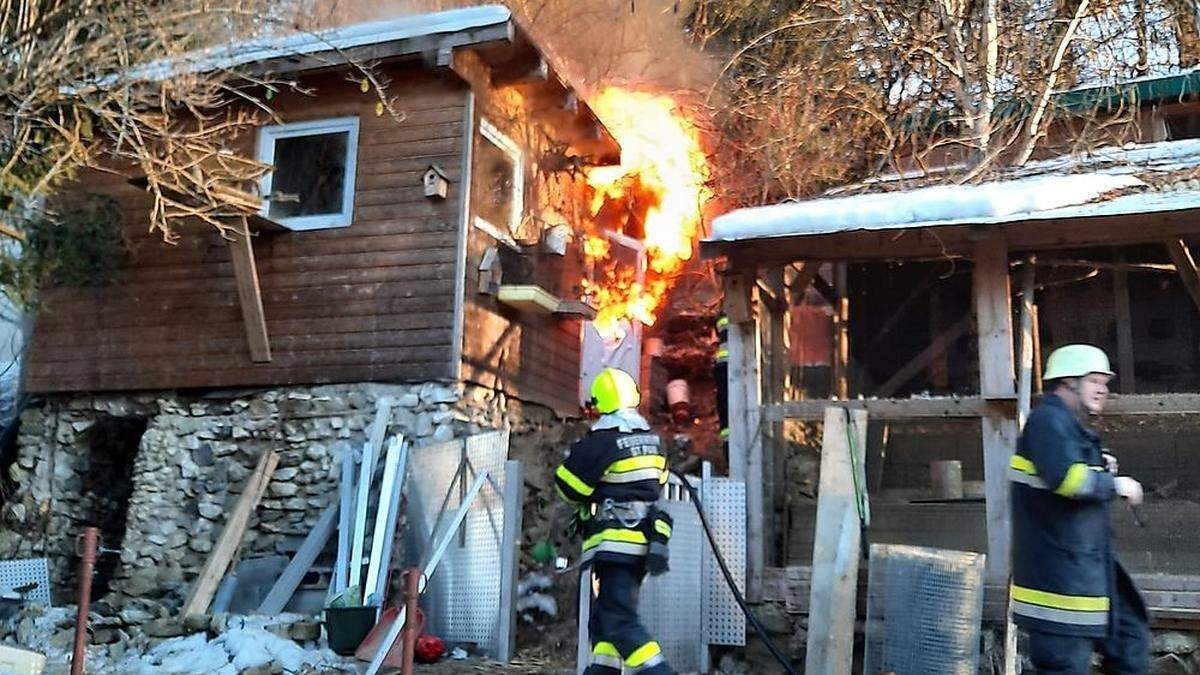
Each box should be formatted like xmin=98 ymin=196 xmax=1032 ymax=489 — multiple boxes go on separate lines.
xmin=863 ymin=544 xmax=986 ymax=675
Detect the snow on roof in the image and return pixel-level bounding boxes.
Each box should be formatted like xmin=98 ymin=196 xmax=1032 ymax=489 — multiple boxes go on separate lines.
xmin=838 ymin=138 xmax=1200 ymax=191
xmin=1016 ymin=138 xmax=1200 ymax=176
xmin=80 ymin=5 xmax=511 ymax=86
xmin=708 ymin=138 xmax=1200 ymax=244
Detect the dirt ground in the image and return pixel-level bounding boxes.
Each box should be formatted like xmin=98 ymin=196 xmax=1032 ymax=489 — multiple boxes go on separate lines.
xmin=406 ymin=655 xmax=573 ymax=674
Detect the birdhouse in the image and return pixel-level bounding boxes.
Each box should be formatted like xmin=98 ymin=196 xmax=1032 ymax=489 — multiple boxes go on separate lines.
xmin=423 ymin=165 xmax=450 ymax=199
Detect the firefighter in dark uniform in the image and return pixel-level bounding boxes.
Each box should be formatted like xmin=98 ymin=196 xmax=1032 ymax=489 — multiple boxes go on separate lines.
xmin=714 ymin=315 xmax=730 ymax=457
xmin=555 ymin=367 xmax=674 ymax=675
xmin=1011 ymin=344 xmax=1149 ymax=674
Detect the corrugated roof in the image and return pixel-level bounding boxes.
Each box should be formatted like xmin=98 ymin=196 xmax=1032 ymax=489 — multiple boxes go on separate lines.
xmin=707 ymin=138 xmax=1200 ymax=244
xmin=74 ymin=5 xmax=512 ymax=87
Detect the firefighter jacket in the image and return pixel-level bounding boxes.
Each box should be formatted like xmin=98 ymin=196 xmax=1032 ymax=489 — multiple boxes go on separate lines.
xmin=554 ymin=410 xmax=671 ymax=567
xmin=715 ymin=316 xmax=729 ymax=364
xmin=1010 ymin=393 xmax=1145 ymax=637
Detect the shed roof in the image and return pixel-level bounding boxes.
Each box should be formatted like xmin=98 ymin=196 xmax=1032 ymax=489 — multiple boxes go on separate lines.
xmin=85 ymin=5 xmax=513 ymax=85
xmin=706 ymin=138 xmax=1200 ymax=246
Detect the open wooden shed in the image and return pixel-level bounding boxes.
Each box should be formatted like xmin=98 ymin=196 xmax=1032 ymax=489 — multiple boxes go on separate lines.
xmin=703 ymin=139 xmax=1200 ymax=625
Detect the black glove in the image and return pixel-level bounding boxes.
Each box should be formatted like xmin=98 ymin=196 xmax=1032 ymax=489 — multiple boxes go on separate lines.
xmin=645 ymin=508 xmax=673 ymax=576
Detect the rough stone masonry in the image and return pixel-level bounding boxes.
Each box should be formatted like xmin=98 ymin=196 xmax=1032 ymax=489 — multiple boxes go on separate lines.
xmin=0 ymin=380 xmax=533 ymax=608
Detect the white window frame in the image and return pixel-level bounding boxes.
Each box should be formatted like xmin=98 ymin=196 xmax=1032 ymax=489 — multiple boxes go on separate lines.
xmin=256 ymin=116 xmax=360 ymax=231
xmin=473 ymin=118 xmax=524 ymax=247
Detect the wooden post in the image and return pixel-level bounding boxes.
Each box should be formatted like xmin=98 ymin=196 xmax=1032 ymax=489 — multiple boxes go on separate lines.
xmin=334 ymin=443 xmax=355 ymax=596
xmin=1006 ymin=257 xmax=1038 ymax=675
xmin=1032 ymin=304 xmax=1044 ymax=394
xmin=1113 ymin=248 xmax=1136 ymax=394
xmin=972 ymin=234 xmax=1017 ymax=584
xmin=766 ymin=267 xmax=788 ymax=568
xmin=833 ymin=263 xmax=851 ymax=399
xmin=866 ymin=422 xmax=889 ymax=493
xmin=497 ymin=460 xmax=524 ymax=663
xmin=974 ymin=239 xmax=1016 ymax=400
xmin=805 ymin=407 xmax=868 ymax=675
xmin=226 ymin=219 xmax=271 ymax=362
xmin=725 ymin=270 xmax=764 ymax=600
xmin=1018 ymin=259 xmax=1036 ymax=427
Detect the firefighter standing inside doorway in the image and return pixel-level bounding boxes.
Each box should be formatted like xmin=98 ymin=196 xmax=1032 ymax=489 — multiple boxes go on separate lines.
xmin=1010 ymin=344 xmax=1150 ymax=674
xmin=556 ymin=367 xmax=674 ymax=675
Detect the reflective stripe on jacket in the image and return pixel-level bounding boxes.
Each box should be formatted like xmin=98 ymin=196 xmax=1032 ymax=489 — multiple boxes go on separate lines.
xmin=1011 ymin=393 xmax=1142 ymax=638
xmin=715 ymin=315 xmax=729 ymax=363
xmin=554 ymin=410 xmax=669 ymax=566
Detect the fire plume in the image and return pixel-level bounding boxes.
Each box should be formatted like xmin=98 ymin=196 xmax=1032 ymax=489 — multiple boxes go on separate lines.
xmin=582 ymin=87 xmax=711 ymax=339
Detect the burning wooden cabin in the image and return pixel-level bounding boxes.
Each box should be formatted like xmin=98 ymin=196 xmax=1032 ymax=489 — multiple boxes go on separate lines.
xmin=3 ymin=5 xmax=640 ymax=602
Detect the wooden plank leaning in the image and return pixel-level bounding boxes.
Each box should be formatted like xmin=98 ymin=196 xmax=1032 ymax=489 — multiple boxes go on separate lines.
xmin=182 ymin=450 xmax=279 ymax=617
xmin=257 ymin=501 xmax=339 ymax=615
xmin=365 ymin=470 xmax=490 ymax=675
xmin=349 ymin=398 xmax=393 ymax=592
xmin=365 ymin=435 xmax=408 ymax=606
xmin=805 ymin=407 xmax=867 ymax=675
xmin=334 ymin=442 xmax=355 ymax=596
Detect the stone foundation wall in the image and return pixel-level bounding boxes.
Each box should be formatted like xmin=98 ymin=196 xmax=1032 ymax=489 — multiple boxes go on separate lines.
xmin=0 ymin=381 xmax=547 ymax=607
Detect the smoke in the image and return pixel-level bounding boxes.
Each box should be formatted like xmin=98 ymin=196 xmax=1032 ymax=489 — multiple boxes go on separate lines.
xmin=306 ymin=0 xmax=717 ymax=97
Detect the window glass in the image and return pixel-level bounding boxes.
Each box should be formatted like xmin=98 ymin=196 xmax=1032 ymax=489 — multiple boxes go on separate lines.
xmin=267 ymin=131 xmax=349 ymax=219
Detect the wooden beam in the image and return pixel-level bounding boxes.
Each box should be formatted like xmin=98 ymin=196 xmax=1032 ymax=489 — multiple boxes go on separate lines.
xmin=241 ymin=24 xmax=514 ymax=78
xmin=766 ymin=565 xmax=1200 ymax=624
xmin=1166 ymin=238 xmax=1200 ymax=314
xmin=1017 ymin=260 xmax=1037 ymax=425
xmin=1032 ymin=303 xmax=1044 ymax=394
xmin=811 ymin=273 xmax=838 ymax=306
xmin=767 ymin=393 xmax=1200 ymax=421
xmin=765 ymin=267 xmax=788 ymax=568
xmin=182 ymin=450 xmax=279 ymax=617
xmin=724 ymin=272 xmax=756 ymax=324
xmin=125 ymin=176 xmax=282 ymax=233
xmin=334 ymin=443 xmax=355 ymax=596
xmin=981 ymin=414 xmax=1018 ymax=583
xmin=258 ymin=501 xmax=338 ymax=614
xmin=766 ymin=397 xmax=991 ymax=421
xmin=497 ymin=459 xmax=525 ymax=663
xmin=755 ymin=278 xmax=785 ymax=313
xmin=866 ymin=266 xmax=943 ymax=353
xmin=875 ymin=312 xmax=972 ymax=398
xmin=974 ymin=234 xmax=1017 ymax=583
xmin=789 ymin=261 xmax=822 ymax=303
xmin=1113 ymin=248 xmax=1137 ymax=394
xmin=973 ymin=236 xmax=1016 ymax=400
xmin=490 ymin=54 xmax=548 ymax=87
xmin=833 ymin=263 xmax=850 ymax=399
xmin=227 ymin=223 xmax=271 ymax=363
xmin=705 ymin=206 xmax=1200 ymax=265
xmin=805 ymin=407 xmax=867 ymax=675
xmin=725 ymin=270 xmax=764 ymax=600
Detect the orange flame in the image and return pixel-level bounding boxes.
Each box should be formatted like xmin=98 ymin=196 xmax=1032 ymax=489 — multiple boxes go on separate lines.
xmin=582 ymin=87 xmax=711 ymax=339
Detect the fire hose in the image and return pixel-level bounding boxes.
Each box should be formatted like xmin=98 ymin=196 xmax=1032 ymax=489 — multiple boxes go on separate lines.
xmin=670 ymin=469 xmax=799 ymax=675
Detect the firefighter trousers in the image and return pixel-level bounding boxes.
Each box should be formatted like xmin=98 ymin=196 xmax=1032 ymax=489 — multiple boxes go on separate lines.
xmin=1028 ymin=577 xmax=1149 ymax=675
xmin=584 ymin=560 xmax=672 ymax=675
